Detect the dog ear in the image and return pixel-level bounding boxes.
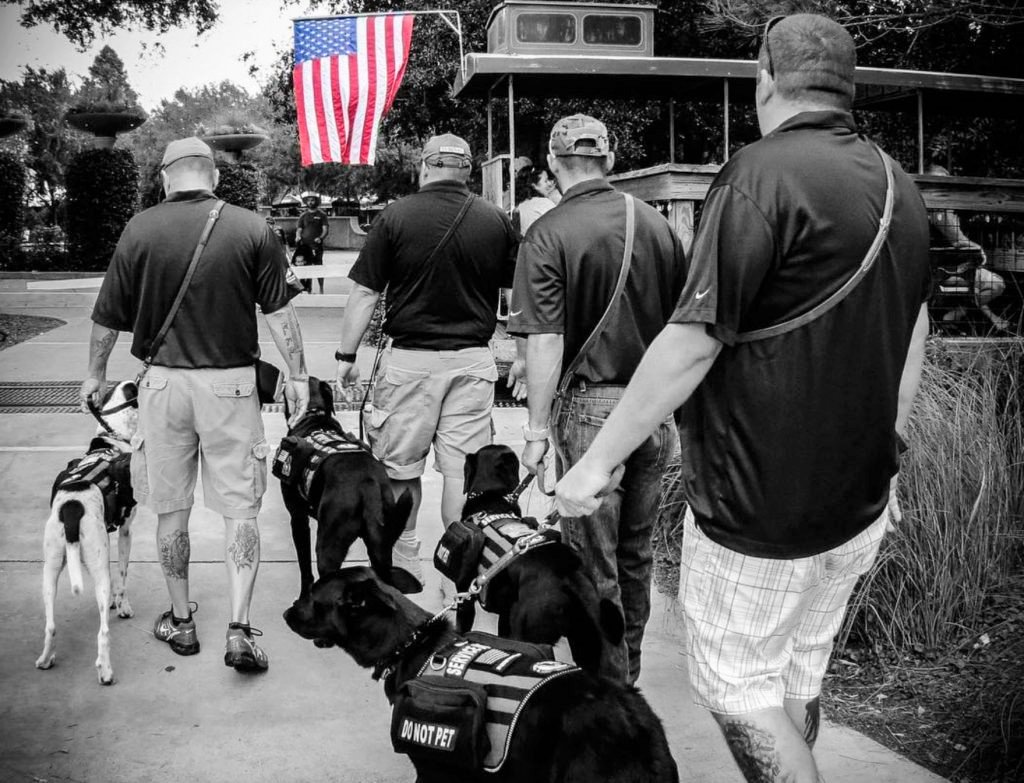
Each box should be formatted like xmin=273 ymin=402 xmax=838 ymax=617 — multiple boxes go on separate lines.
xmin=319 ymin=379 xmax=335 ymax=412
xmin=123 ymin=382 xmax=138 ymax=403
xmin=463 ymin=452 xmax=478 ymax=492
xmin=344 ymin=575 xmax=398 ymax=613
xmin=499 ymin=448 xmax=521 ymax=490
xmin=386 ymin=567 xmax=424 ymax=595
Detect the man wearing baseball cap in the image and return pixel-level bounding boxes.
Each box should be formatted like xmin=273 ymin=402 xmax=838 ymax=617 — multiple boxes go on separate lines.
xmin=86 ymin=136 xmax=310 ymax=674
xmin=336 ymin=133 xmax=518 ymax=590
xmin=555 ymin=14 xmax=931 ymax=781
xmin=508 ymin=113 xmax=687 ymax=684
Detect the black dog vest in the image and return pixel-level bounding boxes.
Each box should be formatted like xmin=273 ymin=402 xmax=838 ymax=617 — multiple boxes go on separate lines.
xmin=52 ymin=438 xmax=135 ymax=532
xmin=272 ymin=430 xmax=366 ymax=510
xmin=391 ymin=634 xmax=578 ymax=772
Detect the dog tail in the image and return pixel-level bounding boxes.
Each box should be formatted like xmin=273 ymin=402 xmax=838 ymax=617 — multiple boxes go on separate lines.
xmin=58 ymin=500 xmax=86 ymax=595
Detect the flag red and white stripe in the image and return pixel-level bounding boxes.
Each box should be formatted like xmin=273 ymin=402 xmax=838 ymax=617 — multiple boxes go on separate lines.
xmin=293 ymin=14 xmax=414 ymax=166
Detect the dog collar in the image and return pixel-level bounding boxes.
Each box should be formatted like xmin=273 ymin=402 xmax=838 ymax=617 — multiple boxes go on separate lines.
xmin=87 ymin=397 xmax=137 ymax=443
xmin=372 ymin=612 xmax=451 ymax=683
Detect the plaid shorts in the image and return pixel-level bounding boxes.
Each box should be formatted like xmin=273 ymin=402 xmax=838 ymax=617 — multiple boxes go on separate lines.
xmin=679 ymin=507 xmax=887 ymax=714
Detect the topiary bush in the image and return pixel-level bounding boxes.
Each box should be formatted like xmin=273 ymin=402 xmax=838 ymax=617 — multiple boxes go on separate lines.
xmin=0 ymin=151 xmax=27 ymax=243
xmin=215 ymin=161 xmax=259 ymax=212
xmin=65 ymin=148 xmax=139 ymax=270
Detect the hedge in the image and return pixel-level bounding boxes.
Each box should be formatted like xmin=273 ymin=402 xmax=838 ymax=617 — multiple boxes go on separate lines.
xmin=0 ymin=151 xmax=27 ymax=242
xmin=65 ymin=148 xmax=139 ymax=271
xmin=215 ymin=162 xmax=259 ymax=212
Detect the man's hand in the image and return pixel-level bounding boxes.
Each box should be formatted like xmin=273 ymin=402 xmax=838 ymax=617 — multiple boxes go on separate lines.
xmin=79 ymin=376 xmax=107 ymax=412
xmin=284 ymin=378 xmax=310 ymax=428
xmin=336 ymin=360 xmax=361 ymax=390
xmin=507 ymin=358 xmax=527 ymax=401
xmin=556 ymin=459 xmax=625 ymax=518
xmin=521 ymin=439 xmax=550 ymax=492
xmin=886 ymin=472 xmax=902 ymax=533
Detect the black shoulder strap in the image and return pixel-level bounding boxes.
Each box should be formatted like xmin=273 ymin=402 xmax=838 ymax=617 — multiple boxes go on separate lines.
xmin=556 ymin=193 xmax=636 ymax=393
xmin=735 ymin=145 xmax=894 ymax=343
xmin=140 ymin=200 xmax=225 ymax=372
xmin=386 ymin=192 xmax=476 ymax=318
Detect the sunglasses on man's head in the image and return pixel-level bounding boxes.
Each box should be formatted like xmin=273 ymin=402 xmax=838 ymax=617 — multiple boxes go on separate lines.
xmin=762 ymin=15 xmax=784 ymax=78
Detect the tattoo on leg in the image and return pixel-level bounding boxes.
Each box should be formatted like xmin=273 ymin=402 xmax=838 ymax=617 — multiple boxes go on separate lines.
xmin=228 ymin=523 xmax=259 ymax=570
xmin=803 ymin=697 xmax=821 ymax=748
xmin=720 ymin=720 xmax=784 ymax=783
xmin=159 ymin=531 xmax=190 ymax=580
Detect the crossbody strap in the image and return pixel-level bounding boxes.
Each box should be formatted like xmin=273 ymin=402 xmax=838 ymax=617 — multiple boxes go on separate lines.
xmin=138 ymin=200 xmax=225 ymax=377
xmin=386 ymin=192 xmax=476 ymax=318
xmin=735 ymin=145 xmax=894 ymax=343
xmin=556 ymin=193 xmax=636 ymax=394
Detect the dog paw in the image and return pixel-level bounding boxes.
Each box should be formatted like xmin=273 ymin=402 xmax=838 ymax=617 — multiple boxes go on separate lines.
xmin=96 ymin=663 xmax=114 ymax=685
xmin=115 ymin=599 xmax=134 ymax=619
xmin=313 ymin=638 xmax=336 ymax=649
xmin=35 ymin=653 xmax=55 ymax=670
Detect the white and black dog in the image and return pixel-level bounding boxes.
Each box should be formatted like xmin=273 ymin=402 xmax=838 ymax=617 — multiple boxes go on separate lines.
xmin=36 ymin=380 xmax=139 ymax=685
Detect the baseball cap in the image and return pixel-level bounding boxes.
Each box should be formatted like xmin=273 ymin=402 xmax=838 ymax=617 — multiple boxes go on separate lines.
xmin=549 ymin=114 xmax=610 ymax=157
xmin=161 ymin=137 xmax=214 ymax=169
xmin=421 ymin=133 xmax=472 ymax=168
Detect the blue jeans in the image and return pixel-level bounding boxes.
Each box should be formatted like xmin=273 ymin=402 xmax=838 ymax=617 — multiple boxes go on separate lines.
xmin=552 ymin=383 xmax=678 ymax=684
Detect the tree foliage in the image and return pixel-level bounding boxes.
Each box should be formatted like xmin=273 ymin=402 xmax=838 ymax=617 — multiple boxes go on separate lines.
xmin=4 ymin=0 xmax=219 ymax=48
xmin=72 ymin=45 xmax=143 ymax=113
xmin=0 ymin=151 xmax=27 ymax=241
xmin=65 ymin=148 xmax=139 ymax=270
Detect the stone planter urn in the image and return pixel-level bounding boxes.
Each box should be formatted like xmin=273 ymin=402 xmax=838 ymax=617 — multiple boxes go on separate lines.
xmin=200 ymin=132 xmax=268 ymax=163
xmin=65 ymin=110 xmax=146 ymax=149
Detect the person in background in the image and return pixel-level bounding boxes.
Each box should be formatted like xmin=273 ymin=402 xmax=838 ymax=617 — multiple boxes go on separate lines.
xmin=553 ymin=15 xmax=931 ymax=782
xmin=295 ymin=193 xmax=329 ymax=294
xmin=513 ymin=165 xmax=562 ymax=236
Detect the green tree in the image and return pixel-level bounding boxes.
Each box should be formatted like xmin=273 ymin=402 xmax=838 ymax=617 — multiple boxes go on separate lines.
xmin=73 ymin=45 xmax=142 ymax=112
xmin=3 ymin=0 xmax=220 ymax=48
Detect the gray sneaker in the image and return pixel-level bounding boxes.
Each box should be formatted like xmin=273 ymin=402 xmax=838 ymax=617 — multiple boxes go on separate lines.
xmin=392 ymin=536 xmax=425 ymax=589
xmin=153 ymin=606 xmax=200 ymax=656
xmin=224 ymin=623 xmax=268 ymax=673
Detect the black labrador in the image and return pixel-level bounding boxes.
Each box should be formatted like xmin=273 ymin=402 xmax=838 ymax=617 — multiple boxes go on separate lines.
xmin=278 ymin=378 xmax=418 ymax=603
xmin=284 ymin=567 xmax=678 ymax=783
xmin=452 ymin=444 xmax=624 ymax=677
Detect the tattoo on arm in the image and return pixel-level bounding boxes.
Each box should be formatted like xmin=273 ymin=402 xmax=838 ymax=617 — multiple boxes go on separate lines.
xmin=266 ymin=305 xmax=307 ymax=375
xmin=88 ymin=326 xmax=119 ymax=377
xmin=158 ymin=530 xmax=190 ymax=581
xmin=228 ymin=522 xmax=259 ymax=570
xmin=720 ymin=720 xmax=785 ymax=783
xmin=803 ymin=697 xmax=821 ymax=748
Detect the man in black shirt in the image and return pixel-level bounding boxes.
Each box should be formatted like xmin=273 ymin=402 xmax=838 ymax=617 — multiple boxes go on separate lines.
xmin=336 ymin=133 xmax=518 ymax=590
xmin=85 ymin=137 xmax=310 ymax=673
xmin=554 ymin=15 xmax=931 ymax=782
xmin=509 ymin=113 xmax=687 ymax=684
xmin=295 ymin=194 xmax=329 ymax=294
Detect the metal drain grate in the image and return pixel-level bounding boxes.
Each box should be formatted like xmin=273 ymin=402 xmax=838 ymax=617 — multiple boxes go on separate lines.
xmin=0 ymin=381 xmax=526 ymax=413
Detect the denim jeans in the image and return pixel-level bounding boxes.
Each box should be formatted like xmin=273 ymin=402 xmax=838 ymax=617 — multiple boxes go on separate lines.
xmin=552 ymin=383 xmax=678 ymax=684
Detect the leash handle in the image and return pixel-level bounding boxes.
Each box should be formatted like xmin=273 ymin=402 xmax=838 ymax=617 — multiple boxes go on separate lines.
xmin=508 ymin=473 xmax=534 ymax=501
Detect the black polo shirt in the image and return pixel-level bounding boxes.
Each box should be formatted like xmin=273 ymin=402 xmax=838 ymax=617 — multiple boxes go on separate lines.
xmin=671 ymin=111 xmax=931 ymax=558
xmin=349 ymin=180 xmax=518 ymax=350
xmin=508 ymin=179 xmax=687 ymax=383
xmin=92 ymin=190 xmax=299 ymax=368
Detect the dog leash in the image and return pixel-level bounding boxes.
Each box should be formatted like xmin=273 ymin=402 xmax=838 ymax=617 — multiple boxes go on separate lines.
xmin=357 ymin=337 xmax=387 ymax=443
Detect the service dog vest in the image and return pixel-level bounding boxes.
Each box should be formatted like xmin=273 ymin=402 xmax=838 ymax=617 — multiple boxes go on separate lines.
xmin=392 ymin=636 xmax=579 ymax=772
xmin=272 ymin=430 xmax=365 ymax=510
xmin=52 ymin=439 xmax=135 ymax=532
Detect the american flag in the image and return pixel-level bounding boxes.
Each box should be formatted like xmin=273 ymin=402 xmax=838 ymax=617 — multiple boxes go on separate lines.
xmin=293 ymin=14 xmax=414 ymax=166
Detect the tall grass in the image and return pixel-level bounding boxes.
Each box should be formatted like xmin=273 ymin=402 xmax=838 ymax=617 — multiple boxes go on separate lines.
xmin=840 ymin=340 xmax=1024 ymax=652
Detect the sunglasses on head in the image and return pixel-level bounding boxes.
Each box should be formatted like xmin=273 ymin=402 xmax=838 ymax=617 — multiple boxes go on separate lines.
xmin=762 ymin=15 xmax=785 ymax=78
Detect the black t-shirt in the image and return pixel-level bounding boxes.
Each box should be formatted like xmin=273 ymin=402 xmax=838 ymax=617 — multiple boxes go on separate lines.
xmin=508 ymin=179 xmax=688 ymax=384
xmin=349 ymin=180 xmax=518 ymax=350
xmin=297 ymin=208 xmax=329 ymax=244
xmin=92 ymin=190 xmax=299 ymax=368
xmin=670 ymin=111 xmax=932 ymax=558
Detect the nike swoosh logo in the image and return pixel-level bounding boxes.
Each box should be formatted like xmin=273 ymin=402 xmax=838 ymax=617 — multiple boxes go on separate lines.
xmin=695 ymin=288 xmax=711 ymax=300
xmin=509 ymin=309 xmax=523 ymax=317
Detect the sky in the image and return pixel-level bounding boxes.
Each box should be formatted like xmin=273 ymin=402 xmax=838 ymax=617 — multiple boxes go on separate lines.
xmin=0 ymin=1 xmax=324 ymax=110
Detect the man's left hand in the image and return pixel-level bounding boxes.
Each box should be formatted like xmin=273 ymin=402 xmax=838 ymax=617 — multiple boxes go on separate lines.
xmin=79 ymin=376 xmax=106 ymax=413
xmin=284 ymin=378 xmax=310 ymax=427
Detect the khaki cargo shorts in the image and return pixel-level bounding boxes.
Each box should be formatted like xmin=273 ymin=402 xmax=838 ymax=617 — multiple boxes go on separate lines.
xmin=131 ymin=366 xmax=269 ymax=518
xmin=364 ymin=346 xmax=497 ymax=480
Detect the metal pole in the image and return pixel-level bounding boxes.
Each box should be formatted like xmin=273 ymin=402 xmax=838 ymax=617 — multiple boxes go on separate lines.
xmin=723 ymin=79 xmax=730 ymax=162
xmin=669 ymin=97 xmax=676 ymax=163
xmin=487 ymin=91 xmax=493 ymax=159
xmin=508 ymin=74 xmax=516 ymax=210
xmin=917 ymin=89 xmax=925 ymax=174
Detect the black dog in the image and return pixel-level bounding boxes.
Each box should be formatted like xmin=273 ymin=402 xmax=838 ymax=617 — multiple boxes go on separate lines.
xmin=277 ymin=378 xmax=417 ymax=603
xmin=448 ymin=444 xmax=624 ymax=678
xmin=284 ymin=567 xmax=678 ymax=783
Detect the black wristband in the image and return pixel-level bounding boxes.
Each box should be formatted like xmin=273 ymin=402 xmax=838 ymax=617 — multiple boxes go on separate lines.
xmin=335 ymin=350 xmax=357 ymax=362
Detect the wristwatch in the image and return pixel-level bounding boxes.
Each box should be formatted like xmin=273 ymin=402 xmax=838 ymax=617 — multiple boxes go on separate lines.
xmin=522 ymin=425 xmax=550 ymax=442
xmin=335 ymin=350 xmax=357 ymax=362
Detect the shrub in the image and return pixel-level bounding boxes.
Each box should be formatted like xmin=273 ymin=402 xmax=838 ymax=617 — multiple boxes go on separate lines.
xmin=215 ymin=161 xmax=259 ymax=212
xmin=0 ymin=151 xmax=27 ymax=241
xmin=65 ymin=148 xmax=139 ymax=270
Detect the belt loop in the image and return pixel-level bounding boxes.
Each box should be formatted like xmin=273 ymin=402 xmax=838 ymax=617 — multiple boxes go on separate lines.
xmin=577 ymin=379 xmax=587 ymax=393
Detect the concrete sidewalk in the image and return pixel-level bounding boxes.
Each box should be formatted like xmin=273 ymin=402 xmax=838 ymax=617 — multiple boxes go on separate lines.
xmin=0 ymin=302 xmax=945 ymax=782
